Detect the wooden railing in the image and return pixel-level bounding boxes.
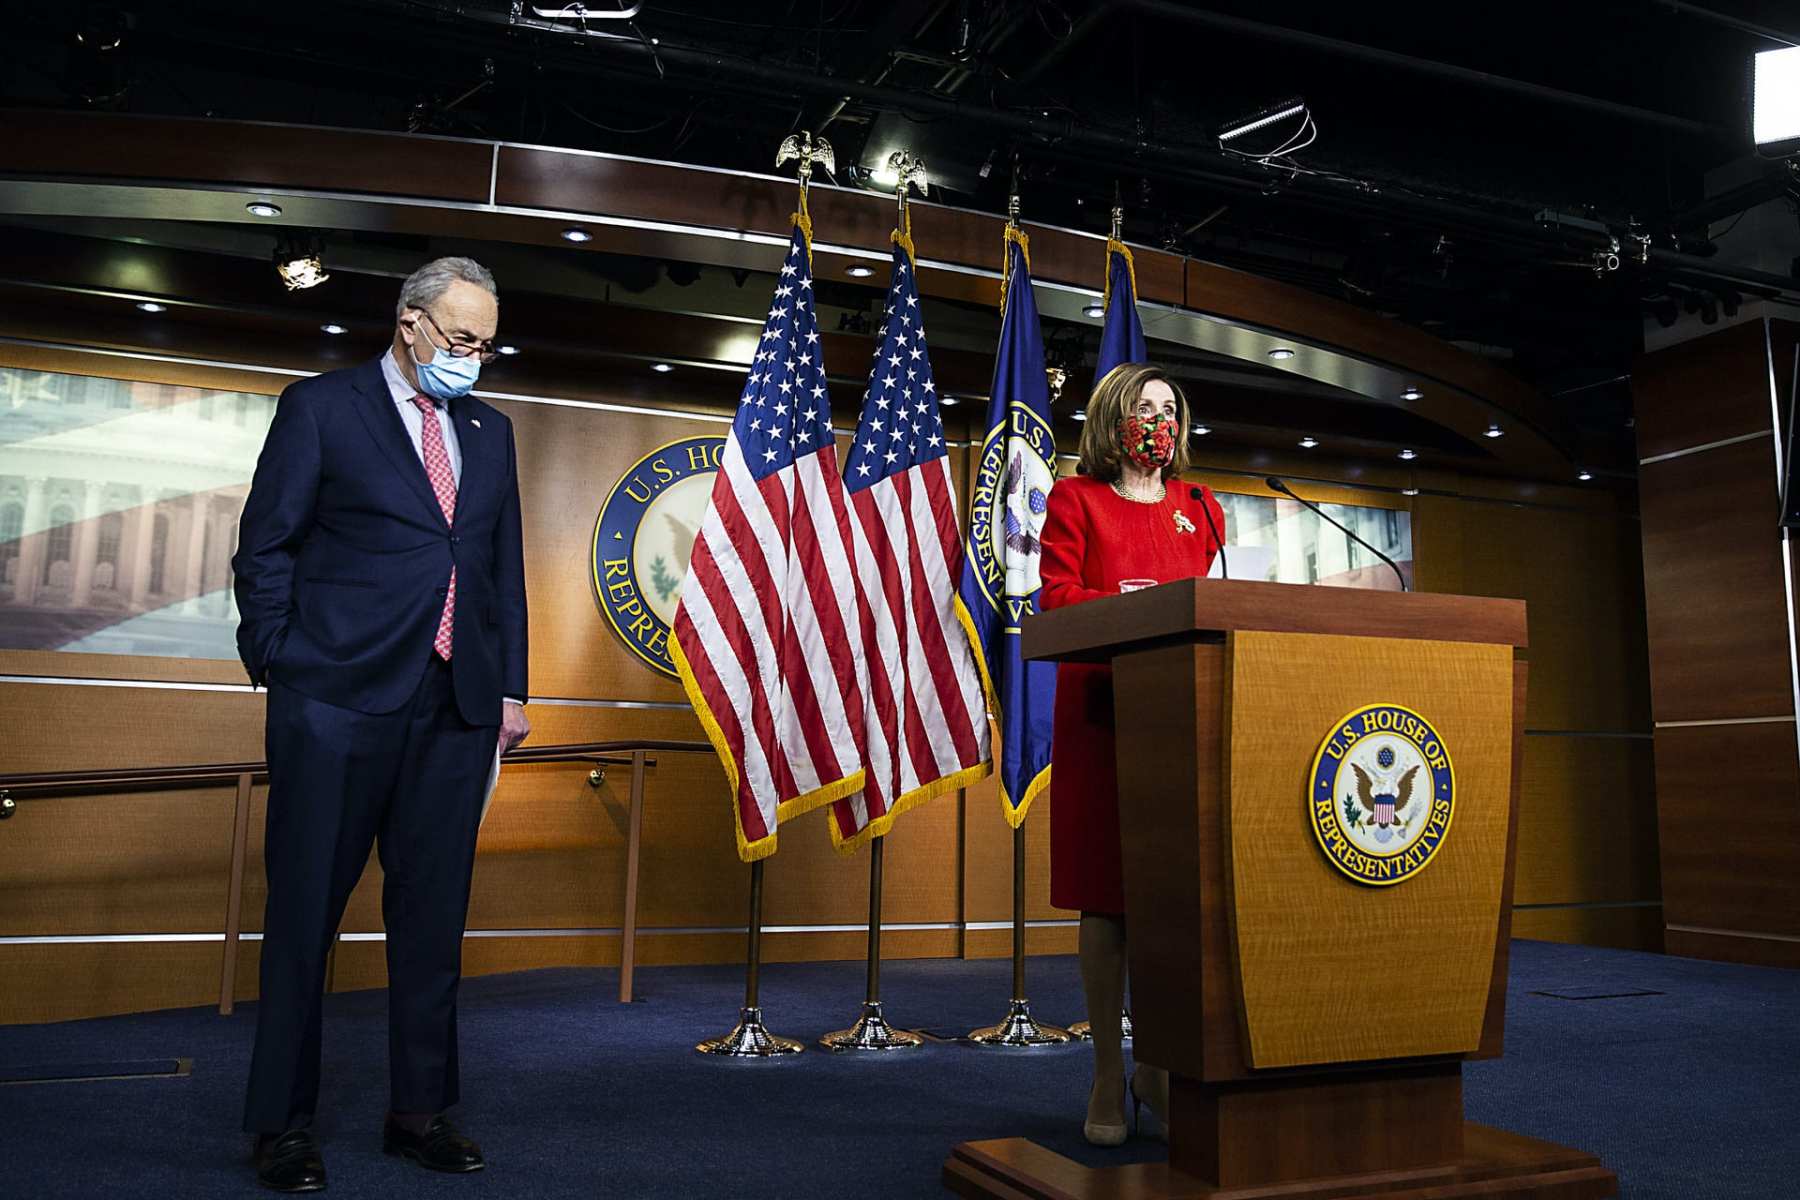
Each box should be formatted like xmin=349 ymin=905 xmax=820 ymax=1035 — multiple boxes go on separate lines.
xmin=0 ymin=739 xmax=713 ymax=1011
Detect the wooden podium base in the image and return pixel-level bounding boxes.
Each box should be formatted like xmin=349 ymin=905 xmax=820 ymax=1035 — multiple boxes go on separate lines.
xmin=943 ymin=1124 xmax=1617 ymax=1200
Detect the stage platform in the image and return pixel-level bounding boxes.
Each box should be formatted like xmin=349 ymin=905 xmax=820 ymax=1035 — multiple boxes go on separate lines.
xmin=0 ymin=939 xmax=1792 ymax=1198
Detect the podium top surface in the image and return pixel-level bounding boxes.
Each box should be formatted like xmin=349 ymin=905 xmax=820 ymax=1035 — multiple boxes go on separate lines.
xmin=1022 ymin=577 xmax=1527 ymax=664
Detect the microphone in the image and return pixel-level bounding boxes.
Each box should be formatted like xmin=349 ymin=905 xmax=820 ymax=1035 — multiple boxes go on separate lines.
xmin=1265 ymin=476 xmax=1409 ymax=592
xmin=1189 ymin=486 xmax=1230 ymax=580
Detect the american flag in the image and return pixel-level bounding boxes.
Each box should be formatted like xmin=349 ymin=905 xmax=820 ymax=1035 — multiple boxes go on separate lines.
xmin=671 ymin=220 xmax=869 ymax=863
xmin=830 ymin=239 xmax=993 ymax=849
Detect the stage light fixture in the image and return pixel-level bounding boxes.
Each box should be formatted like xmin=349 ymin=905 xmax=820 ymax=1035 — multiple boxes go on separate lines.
xmin=1298 ymin=436 xmax=1318 ymax=449
xmin=845 ymin=264 xmax=876 ymax=278
xmin=1267 ymin=348 xmax=1295 ymax=361
xmin=273 ymin=233 xmax=330 ymax=291
xmin=1398 ymin=449 xmax=1417 ymax=460
xmin=135 ymin=301 xmax=166 ymax=313
xmin=497 ymin=345 xmax=520 ymax=356
xmin=1577 ymin=469 xmax=1594 ymax=482
xmin=652 ymin=363 xmax=674 ymax=373
xmin=1754 ymin=45 xmax=1800 ymax=154
xmin=1401 ymin=386 xmax=1423 ymax=401
xmin=1484 ymin=424 xmax=1504 ymax=439
xmin=246 ymin=201 xmax=283 ymax=218
xmin=561 ymin=227 xmax=593 ymax=243
xmin=1219 ymin=98 xmax=1307 ymax=145
xmin=320 ymin=323 xmax=347 ymax=335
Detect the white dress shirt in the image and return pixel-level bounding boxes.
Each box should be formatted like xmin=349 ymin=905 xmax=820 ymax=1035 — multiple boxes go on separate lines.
xmin=380 ymin=350 xmax=523 ymax=708
xmin=381 ymin=349 xmax=462 ymax=485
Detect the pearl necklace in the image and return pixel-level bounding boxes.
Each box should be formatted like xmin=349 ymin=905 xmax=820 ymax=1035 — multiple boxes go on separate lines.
xmin=1110 ymin=477 xmax=1166 ymax=504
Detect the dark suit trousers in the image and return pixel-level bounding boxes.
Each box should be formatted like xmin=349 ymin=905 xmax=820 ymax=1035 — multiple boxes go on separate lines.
xmin=243 ymin=654 xmax=495 ymax=1133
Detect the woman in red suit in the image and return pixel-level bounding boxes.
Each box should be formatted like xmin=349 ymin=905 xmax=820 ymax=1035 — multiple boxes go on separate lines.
xmin=1039 ymin=362 xmax=1224 ymax=1145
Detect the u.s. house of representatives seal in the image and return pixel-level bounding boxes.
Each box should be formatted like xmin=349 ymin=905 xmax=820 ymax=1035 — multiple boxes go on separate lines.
xmin=967 ymin=404 xmax=1057 ymax=622
xmin=591 ymin=435 xmax=726 ymax=677
xmin=1308 ymin=703 xmax=1456 ymax=886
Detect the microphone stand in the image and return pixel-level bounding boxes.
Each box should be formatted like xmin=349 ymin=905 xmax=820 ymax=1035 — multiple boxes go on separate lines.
xmin=1266 ymin=476 xmax=1409 ymax=592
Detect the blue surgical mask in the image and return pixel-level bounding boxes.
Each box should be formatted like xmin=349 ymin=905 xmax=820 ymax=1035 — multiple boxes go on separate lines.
xmin=411 ymin=337 xmax=482 ymax=400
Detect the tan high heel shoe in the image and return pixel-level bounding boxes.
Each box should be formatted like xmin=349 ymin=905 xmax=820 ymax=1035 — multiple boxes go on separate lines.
xmin=1083 ymin=1080 xmax=1129 ymax=1147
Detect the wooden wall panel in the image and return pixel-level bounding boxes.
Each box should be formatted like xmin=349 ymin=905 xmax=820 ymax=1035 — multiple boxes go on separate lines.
xmin=1637 ymin=439 xmax=1792 ymax=723
xmin=1654 ymin=721 xmax=1800 ymax=936
xmin=1632 ymin=318 xmax=1775 ymax=461
xmin=1633 ymin=320 xmax=1800 ymax=968
xmin=1511 ymin=906 xmax=1663 ymax=951
xmin=1512 ymin=736 xmax=1658 ymax=907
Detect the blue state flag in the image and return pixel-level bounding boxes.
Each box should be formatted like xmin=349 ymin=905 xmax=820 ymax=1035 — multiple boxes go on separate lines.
xmin=955 ymin=229 xmax=1058 ymax=827
xmin=1093 ymin=239 xmax=1146 ymax=386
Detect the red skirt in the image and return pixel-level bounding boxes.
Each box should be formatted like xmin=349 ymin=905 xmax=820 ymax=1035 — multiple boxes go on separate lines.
xmin=1048 ymin=660 xmax=1123 ymax=915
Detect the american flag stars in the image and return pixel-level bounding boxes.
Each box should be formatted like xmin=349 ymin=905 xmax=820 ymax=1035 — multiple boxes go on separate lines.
xmin=735 ymin=231 xmax=833 ymax=481
xmin=844 ymin=250 xmax=947 ymax=489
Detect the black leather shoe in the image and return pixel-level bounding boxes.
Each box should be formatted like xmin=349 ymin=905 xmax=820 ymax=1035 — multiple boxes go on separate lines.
xmin=382 ymin=1114 xmax=485 ymax=1173
xmin=254 ymin=1129 xmax=326 ymax=1193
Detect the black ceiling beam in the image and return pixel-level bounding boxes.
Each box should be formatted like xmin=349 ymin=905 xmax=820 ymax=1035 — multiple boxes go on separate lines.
xmin=1651 ymin=0 xmax=1798 ymax=47
xmin=1023 ymin=0 xmax=1727 ymax=140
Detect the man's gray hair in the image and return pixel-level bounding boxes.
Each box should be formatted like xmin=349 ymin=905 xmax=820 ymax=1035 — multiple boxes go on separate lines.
xmin=396 ymin=256 xmax=498 ymax=319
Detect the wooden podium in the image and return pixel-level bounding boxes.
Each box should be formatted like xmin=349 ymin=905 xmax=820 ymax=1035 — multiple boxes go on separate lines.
xmin=944 ymin=578 xmax=1617 ymax=1200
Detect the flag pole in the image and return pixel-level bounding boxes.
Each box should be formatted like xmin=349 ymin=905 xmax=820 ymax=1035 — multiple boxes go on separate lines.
xmin=970 ymin=819 xmax=1071 ymax=1046
xmin=696 ymin=859 xmax=804 ymax=1056
xmin=1072 ymin=192 xmax=1134 ymax=1046
xmin=969 ymin=181 xmax=1073 ymax=1051
xmin=821 ymin=834 xmax=924 ymax=1051
xmin=822 ymin=149 xmax=933 ymax=1054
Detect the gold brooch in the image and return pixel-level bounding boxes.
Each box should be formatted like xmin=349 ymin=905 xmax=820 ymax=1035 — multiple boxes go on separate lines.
xmin=1173 ymin=512 xmax=1196 ymax=534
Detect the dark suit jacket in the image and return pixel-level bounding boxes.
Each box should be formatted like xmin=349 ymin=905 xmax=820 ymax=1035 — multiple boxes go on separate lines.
xmin=231 ymin=356 xmax=528 ymax=726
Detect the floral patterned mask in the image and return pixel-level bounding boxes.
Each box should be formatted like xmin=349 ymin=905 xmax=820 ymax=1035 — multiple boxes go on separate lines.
xmin=1120 ymin=412 xmax=1178 ymax=472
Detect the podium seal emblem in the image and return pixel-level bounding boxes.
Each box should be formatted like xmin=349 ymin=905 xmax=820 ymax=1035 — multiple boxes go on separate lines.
xmin=591 ymin=435 xmax=726 ymax=678
xmin=1308 ymin=703 xmax=1455 ymax=886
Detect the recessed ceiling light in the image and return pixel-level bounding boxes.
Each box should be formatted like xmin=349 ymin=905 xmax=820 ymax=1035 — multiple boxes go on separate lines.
xmin=652 ymin=362 xmax=674 ymax=373
xmin=1267 ymin=348 xmax=1295 ymax=361
xmin=1403 ymin=487 xmax=1420 ymax=496
xmin=1083 ymin=302 xmax=1105 ymax=318
xmin=1298 ymin=436 xmax=1318 ymax=449
xmin=940 ymin=395 xmax=959 ymax=407
xmin=1577 ymin=469 xmax=1593 ymax=481
xmin=497 ymin=344 xmax=520 ymax=356
xmin=320 ymin=323 xmax=347 ymax=335
xmin=1401 ymin=386 xmax=1423 ymax=401
xmin=1072 ymin=411 xmax=1088 ymax=422
xmin=246 ymin=201 xmax=282 ymax=218
xmin=561 ymin=227 xmax=593 ymax=243
xmin=1191 ymin=423 xmax=1211 ymax=436
xmin=1397 ymin=448 xmax=1417 ymax=460
xmin=1484 ymin=423 xmax=1504 ymax=439
xmin=845 ymin=264 xmax=876 ymax=278
xmin=135 ymin=301 xmax=166 ymax=313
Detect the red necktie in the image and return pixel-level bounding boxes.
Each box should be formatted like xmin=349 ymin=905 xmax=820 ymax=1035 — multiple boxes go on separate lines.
xmin=411 ymin=394 xmax=458 ymax=660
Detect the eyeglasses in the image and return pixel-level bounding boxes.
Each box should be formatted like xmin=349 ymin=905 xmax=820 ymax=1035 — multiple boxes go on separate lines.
xmin=413 ymin=308 xmax=499 ymax=364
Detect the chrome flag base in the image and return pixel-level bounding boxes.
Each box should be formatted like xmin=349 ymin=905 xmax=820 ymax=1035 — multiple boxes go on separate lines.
xmin=969 ymin=999 xmax=1074 ymax=1048
xmin=695 ymin=1006 xmax=805 ymax=1057
xmin=1068 ymin=1009 xmax=1133 ymax=1042
xmin=820 ymin=1001 xmax=926 ymax=1052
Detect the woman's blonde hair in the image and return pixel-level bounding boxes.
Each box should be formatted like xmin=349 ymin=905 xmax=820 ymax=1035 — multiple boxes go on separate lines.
xmin=1076 ymin=362 xmax=1192 ymax=482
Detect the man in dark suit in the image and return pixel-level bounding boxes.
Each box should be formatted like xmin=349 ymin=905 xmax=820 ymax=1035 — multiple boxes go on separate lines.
xmin=232 ymin=256 xmax=530 ymax=1192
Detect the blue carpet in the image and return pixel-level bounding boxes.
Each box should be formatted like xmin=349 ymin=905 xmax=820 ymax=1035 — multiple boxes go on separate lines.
xmin=0 ymin=939 xmax=1793 ymax=1198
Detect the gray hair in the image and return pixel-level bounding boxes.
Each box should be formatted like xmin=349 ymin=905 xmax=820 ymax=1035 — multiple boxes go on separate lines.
xmin=396 ymin=256 xmax=498 ymax=319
